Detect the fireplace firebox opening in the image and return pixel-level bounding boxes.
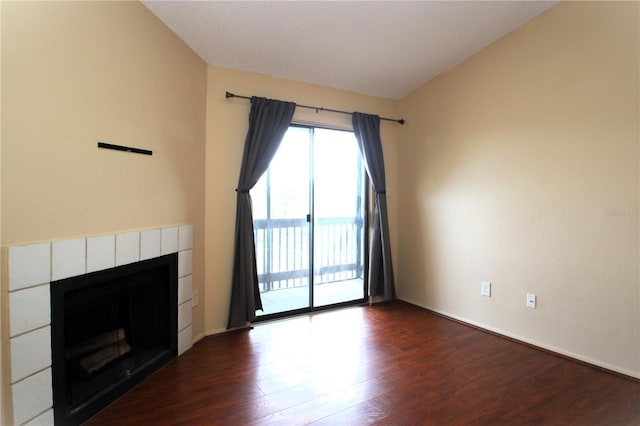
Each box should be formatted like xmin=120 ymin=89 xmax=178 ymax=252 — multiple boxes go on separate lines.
xmin=51 ymin=254 xmax=178 ymax=425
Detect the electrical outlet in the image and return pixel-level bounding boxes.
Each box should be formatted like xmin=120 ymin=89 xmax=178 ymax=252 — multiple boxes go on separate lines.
xmin=481 ymin=281 xmax=491 ymax=297
xmin=526 ymin=293 xmax=536 ymax=309
xmin=192 ymin=290 xmax=199 ymax=307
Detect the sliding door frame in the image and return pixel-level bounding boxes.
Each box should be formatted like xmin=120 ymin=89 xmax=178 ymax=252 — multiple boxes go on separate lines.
xmin=254 ymin=124 xmax=369 ymax=323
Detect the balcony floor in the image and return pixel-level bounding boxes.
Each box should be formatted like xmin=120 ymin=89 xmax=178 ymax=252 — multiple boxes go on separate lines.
xmin=258 ymin=278 xmax=365 ymax=316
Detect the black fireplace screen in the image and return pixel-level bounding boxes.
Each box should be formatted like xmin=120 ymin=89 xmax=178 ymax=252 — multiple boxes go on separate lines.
xmin=51 ymin=254 xmax=178 ymax=425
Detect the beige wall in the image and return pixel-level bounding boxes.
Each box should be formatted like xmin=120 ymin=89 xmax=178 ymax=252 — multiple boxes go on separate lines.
xmin=0 ymin=0 xmax=5 ymax=421
xmin=2 ymin=1 xmax=206 ymax=246
xmin=204 ymin=65 xmax=399 ymax=334
xmin=1 ymin=0 xmax=207 ymax=380
xmin=397 ymin=1 xmax=639 ymax=377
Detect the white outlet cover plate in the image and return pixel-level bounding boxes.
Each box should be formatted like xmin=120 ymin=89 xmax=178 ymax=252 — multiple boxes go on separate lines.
xmin=481 ymin=281 xmax=491 ymax=297
xmin=526 ymin=293 xmax=536 ymax=308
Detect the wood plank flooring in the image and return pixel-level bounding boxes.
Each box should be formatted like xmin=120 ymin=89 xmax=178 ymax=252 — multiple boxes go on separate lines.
xmin=86 ymin=301 xmax=640 ymax=425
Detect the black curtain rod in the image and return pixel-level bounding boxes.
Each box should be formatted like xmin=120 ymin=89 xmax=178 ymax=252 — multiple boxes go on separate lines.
xmin=225 ymin=91 xmax=405 ymax=125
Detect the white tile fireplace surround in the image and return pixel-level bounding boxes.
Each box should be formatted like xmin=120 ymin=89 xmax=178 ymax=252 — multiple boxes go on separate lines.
xmin=7 ymin=224 xmax=195 ymax=425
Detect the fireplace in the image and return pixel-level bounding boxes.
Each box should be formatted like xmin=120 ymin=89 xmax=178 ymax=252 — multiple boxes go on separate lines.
xmin=6 ymin=225 xmax=194 ymax=425
xmin=50 ymin=254 xmax=178 ymax=425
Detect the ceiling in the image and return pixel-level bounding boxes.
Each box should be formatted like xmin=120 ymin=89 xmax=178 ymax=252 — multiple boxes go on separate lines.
xmin=142 ymin=1 xmax=558 ymax=100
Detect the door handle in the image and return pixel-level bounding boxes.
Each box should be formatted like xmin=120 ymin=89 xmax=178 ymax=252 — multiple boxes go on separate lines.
xmin=306 ymin=214 xmax=311 ymax=223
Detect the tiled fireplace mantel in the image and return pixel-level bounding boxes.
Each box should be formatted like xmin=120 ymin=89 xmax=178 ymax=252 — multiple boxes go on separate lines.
xmin=6 ymin=225 xmax=195 ymax=426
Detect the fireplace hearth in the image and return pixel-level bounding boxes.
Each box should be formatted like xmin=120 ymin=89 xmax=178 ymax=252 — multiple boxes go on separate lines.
xmin=50 ymin=254 xmax=178 ymax=425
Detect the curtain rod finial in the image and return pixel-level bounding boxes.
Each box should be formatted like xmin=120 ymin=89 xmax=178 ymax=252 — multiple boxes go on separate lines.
xmin=399 ymin=119 xmax=405 ymax=125
xmin=226 ymin=91 xmax=234 ymax=99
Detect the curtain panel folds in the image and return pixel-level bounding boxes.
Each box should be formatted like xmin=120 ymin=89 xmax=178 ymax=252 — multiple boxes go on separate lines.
xmin=227 ymin=97 xmax=296 ymax=329
xmin=352 ymin=112 xmax=396 ymax=301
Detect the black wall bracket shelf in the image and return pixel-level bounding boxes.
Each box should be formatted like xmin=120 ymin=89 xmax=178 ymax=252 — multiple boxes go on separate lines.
xmin=97 ymin=142 xmax=152 ymax=156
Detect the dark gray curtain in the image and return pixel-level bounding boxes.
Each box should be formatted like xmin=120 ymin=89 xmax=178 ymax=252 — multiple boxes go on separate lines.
xmin=352 ymin=112 xmax=396 ymax=300
xmin=227 ymin=97 xmax=296 ymax=329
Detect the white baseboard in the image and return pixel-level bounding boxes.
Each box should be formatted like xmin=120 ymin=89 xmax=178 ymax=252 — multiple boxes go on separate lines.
xmin=192 ymin=331 xmax=206 ymax=344
xmin=205 ymin=327 xmax=229 ymax=337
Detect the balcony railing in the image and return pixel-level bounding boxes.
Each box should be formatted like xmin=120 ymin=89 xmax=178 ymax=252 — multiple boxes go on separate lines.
xmin=254 ymin=216 xmax=364 ymax=292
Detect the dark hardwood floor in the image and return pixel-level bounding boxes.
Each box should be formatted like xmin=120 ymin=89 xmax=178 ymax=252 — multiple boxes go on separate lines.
xmin=86 ymin=301 xmax=640 ymax=425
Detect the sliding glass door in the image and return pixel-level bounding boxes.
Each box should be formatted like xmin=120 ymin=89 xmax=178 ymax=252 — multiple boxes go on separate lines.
xmin=251 ymin=126 xmax=366 ymax=318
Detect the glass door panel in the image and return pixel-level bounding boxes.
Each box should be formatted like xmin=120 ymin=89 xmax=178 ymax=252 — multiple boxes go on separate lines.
xmin=312 ymin=128 xmax=366 ymax=307
xmin=252 ymin=127 xmax=311 ymax=315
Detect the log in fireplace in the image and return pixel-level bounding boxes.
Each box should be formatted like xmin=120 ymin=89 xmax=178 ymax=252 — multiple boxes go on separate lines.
xmin=50 ymin=254 xmax=178 ymax=425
